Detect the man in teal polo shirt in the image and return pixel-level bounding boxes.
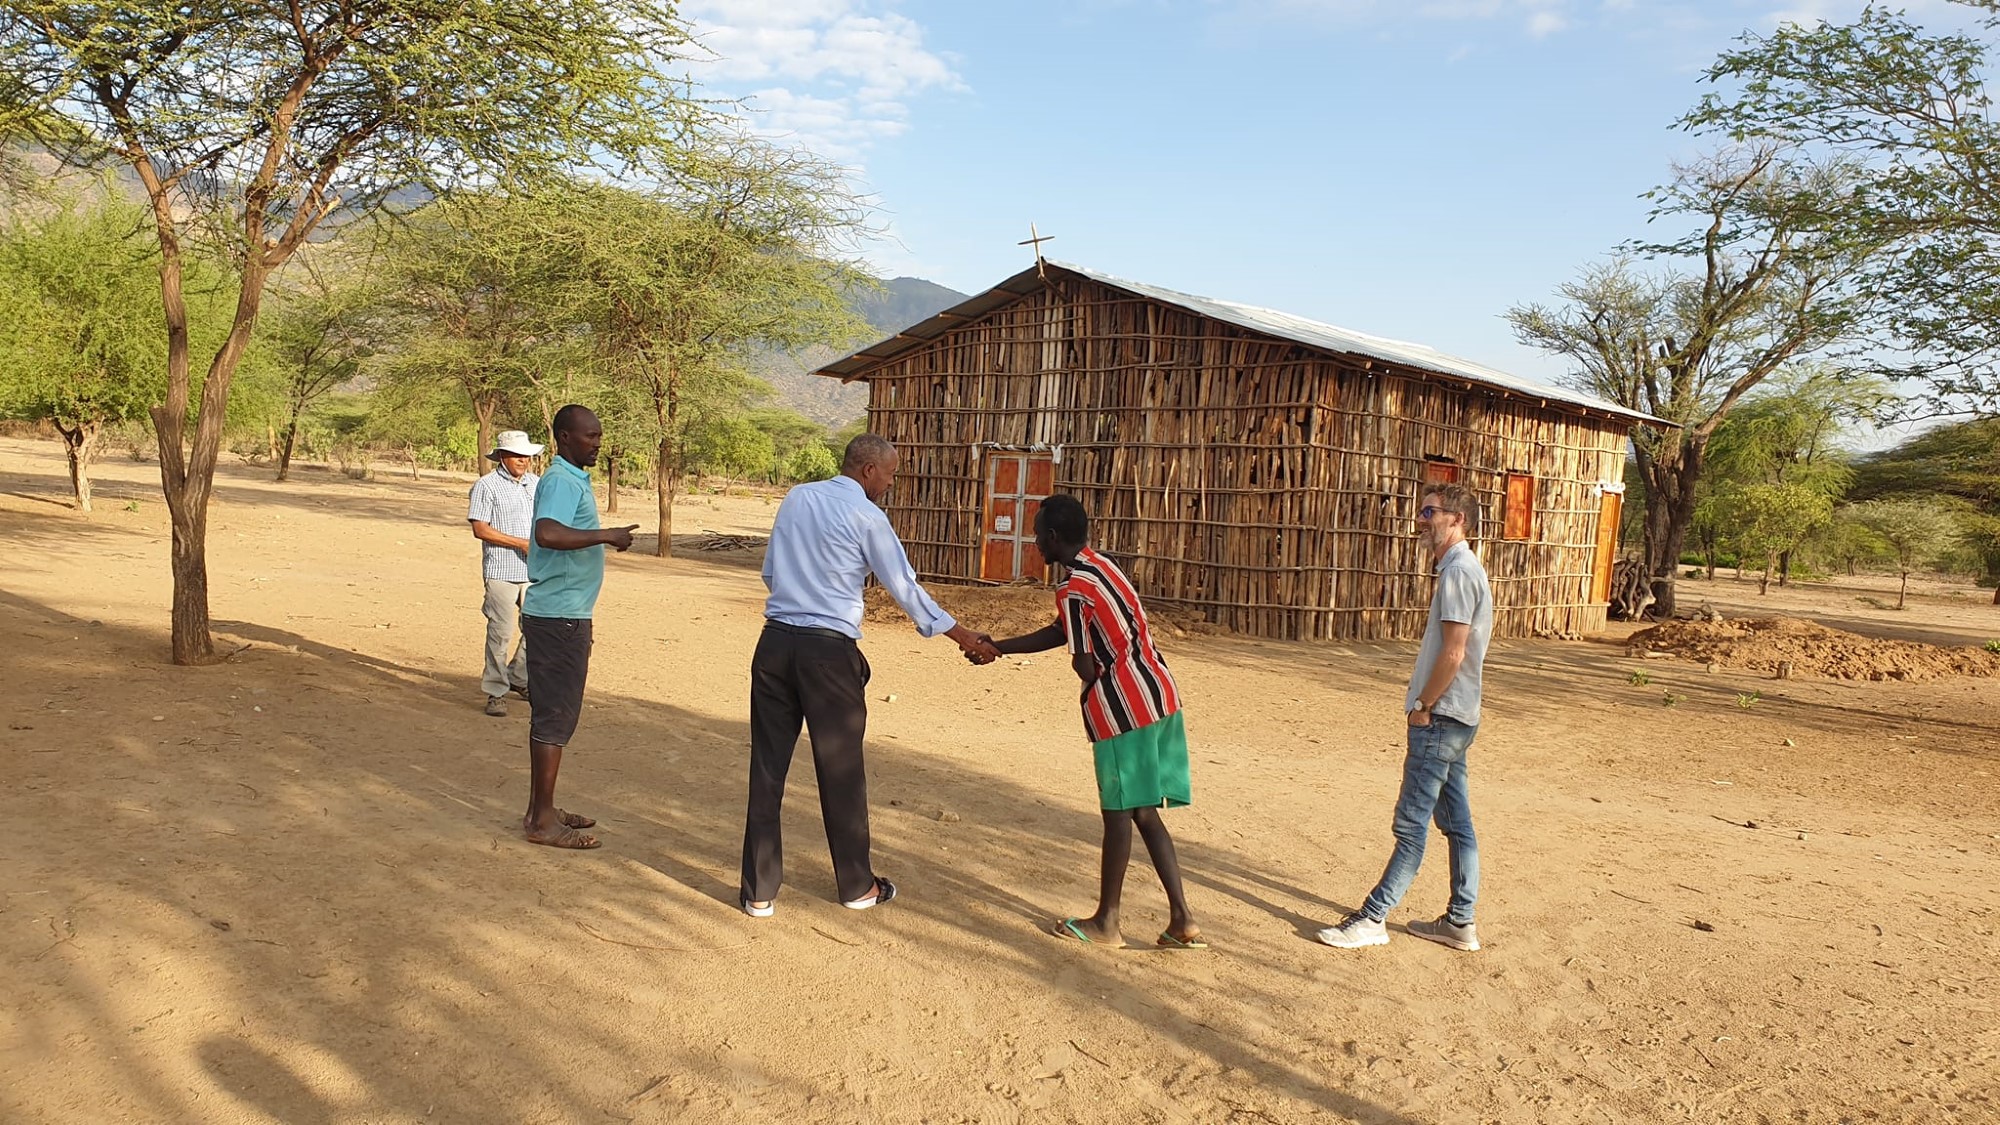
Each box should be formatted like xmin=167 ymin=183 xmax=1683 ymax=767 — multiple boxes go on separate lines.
xmin=519 ymin=404 xmax=638 ymax=849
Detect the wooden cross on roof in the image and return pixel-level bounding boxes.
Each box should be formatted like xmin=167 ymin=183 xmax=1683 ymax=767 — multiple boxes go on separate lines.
xmin=1018 ymin=223 xmax=1053 ymax=279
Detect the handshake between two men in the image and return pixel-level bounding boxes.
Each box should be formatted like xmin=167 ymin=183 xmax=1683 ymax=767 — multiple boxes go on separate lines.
xmin=952 ymin=618 xmax=1110 ymax=692
xmin=946 ymin=624 xmax=1002 ymax=666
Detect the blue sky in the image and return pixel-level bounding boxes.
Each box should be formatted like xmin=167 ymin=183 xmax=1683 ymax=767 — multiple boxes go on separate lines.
xmin=681 ymin=0 xmax=1958 ymax=399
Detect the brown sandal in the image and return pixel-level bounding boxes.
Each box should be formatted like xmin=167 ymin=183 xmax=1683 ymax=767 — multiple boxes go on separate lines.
xmin=520 ymin=809 xmax=596 ymax=832
xmin=526 ymin=825 xmax=600 ymax=849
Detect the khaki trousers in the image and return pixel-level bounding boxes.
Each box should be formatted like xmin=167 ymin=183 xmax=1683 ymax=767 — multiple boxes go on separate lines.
xmin=481 ymin=578 xmax=530 ymax=698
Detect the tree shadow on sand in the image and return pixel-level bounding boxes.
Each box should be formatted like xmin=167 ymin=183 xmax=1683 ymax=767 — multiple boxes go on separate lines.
xmin=3 ymin=587 xmax=1436 ymax=1124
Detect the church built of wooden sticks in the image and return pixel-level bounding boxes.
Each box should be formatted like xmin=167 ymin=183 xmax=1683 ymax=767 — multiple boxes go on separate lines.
xmin=814 ymin=260 xmax=1662 ymax=641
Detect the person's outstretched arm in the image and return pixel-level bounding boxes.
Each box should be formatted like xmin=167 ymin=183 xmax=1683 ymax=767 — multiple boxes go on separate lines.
xmin=536 ymin=518 xmax=638 ymax=552
xmin=991 ymin=621 xmax=1065 ymax=655
xmin=858 ymin=512 xmax=997 ymax=658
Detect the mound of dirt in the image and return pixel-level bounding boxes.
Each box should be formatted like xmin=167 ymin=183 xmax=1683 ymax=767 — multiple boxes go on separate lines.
xmin=863 ymin=582 xmax=1223 ymax=641
xmin=1628 ymin=615 xmax=2000 ymax=681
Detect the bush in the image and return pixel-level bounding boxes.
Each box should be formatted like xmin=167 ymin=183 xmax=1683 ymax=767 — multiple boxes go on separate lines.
xmin=1784 ymin=559 xmax=1828 ymax=583
xmin=784 ymin=442 xmax=838 ymax=483
xmin=1682 ymin=551 xmax=1741 ymax=570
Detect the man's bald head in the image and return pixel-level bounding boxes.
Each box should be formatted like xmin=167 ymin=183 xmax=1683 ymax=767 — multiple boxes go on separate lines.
xmin=842 ymin=434 xmax=895 ymax=474
xmin=841 ymin=434 xmax=899 ymax=502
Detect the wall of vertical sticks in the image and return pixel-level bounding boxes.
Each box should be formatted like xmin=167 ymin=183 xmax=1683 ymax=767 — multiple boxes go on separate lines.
xmin=847 ymin=272 xmax=1634 ymax=641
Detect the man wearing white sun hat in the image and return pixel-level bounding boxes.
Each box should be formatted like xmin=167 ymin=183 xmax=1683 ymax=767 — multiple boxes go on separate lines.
xmin=467 ymin=429 xmax=543 ymax=716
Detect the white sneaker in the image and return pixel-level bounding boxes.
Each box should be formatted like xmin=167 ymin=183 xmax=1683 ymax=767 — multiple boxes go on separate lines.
xmin=739 ymin=894 xmax=774 ymax=919
xmin=1407 ymin=914 xmax=1480 ymax=951
xmin=1316 ymin=912 xmax=1389 ymax=948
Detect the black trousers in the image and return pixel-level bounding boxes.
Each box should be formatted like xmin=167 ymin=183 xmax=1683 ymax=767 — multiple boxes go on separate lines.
xmin=740 ymin=623 xmax=874 ymax=903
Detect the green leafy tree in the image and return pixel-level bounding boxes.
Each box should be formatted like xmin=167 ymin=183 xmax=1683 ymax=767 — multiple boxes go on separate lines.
xmin=543 ymin=168 xmax=871 ymax=557
xmin=1684 ymin=6 xmax=2000 ymax=415
xmin=0 ymin=199 xmax=226 ymax=509
xmin=373 ymin=192 xmax=604 ymax=457
xmin=746 ymin=406 xmax=830 ymax=464
xmin=1852 ymin=498 xmax=1959 ymax=609
xmin=360 ymin=375 xmax=468 ymax=481
xmin=0 ymin=0 xmax=703 ymax=662
xmin=1509 ymin=146 xmax=1887 ymax=617
xmin=1852 ymin=417 xmax=2000 ymax=596
xmin=1957 ymin=510 xmax=2000 ymax=597
xmin=1815 ymin=510 xmax=1889 ymax=577
xmin=258 ymin=254 xmax=376 ymax=480
xmin=1852 ymin=418 xmax=2000 ymax=505
xmin=783 ymin=441 xmax=839 ymax=484
xmin=687 ymin=414 xmax=776 ymax=482
xmin=1700 ymin=366 xmax=1882 ymax=584
xmin=1714 ymin=482 xmax=1837 ymax=594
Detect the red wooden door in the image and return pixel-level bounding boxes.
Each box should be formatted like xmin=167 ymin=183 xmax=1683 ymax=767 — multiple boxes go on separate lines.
xmin=981 ymin=453 xmax=1054 ymax=581
xmin=1421 ymin=460 xmax=1460 ymax=488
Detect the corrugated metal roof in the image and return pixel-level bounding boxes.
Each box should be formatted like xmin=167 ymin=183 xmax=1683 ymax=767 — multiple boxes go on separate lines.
xmin=815 ymin=260 xmax=1668 ymax=426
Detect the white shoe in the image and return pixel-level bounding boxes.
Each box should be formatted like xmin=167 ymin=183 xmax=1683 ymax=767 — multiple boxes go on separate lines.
xmin=739 ymin=894 xmax=774 ymax=919
xmin=842 ymin=877 xmax=897 ymax=910
xmin=1407 ymin=914 xmax=1480 ymax=951
xmin=1316 ymin=912 xmax=1389 ymax=948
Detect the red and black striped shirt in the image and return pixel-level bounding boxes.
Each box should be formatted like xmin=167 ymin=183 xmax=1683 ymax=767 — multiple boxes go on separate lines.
xmin=1058 ymin=546 xmax=1181 ymax=742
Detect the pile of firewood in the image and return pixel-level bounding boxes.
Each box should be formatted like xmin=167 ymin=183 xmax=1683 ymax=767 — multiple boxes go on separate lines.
xmin=1609 ymin=557 xmax=1655 ymax=621
xmin=694 ymin=531 xmax=766 ymax=552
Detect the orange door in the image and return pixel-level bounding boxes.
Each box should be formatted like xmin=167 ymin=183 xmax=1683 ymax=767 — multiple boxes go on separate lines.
xmin=1421 ymin=460 xmax=1460 ymax=488
xmin=1590 ymin=490 xmax=1623 ymax=603
xmin=981 ymin=453 xmax=1054 ymax=581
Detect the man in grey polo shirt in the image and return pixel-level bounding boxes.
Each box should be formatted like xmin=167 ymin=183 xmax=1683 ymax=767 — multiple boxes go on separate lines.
xmin=1318 ymin=480 xmax=1492 ymax=953
xmin=468 ymin=430 xmax=542 ymax=717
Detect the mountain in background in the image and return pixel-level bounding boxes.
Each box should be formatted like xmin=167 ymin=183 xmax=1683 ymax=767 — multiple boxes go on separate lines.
xmin=755 ymin=276 xmax=972 ymax=427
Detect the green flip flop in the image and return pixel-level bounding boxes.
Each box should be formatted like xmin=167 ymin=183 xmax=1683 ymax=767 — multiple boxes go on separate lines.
xmin=1051 ymin=917 xmax=1095 ymax=943
xmin=1156 ymin=930 xmax=1209 ymax=950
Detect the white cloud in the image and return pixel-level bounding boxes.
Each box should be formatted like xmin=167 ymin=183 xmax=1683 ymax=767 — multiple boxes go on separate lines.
xmin=683 ymin=1 xmax=963 ymax=162
xmin=1760 ymin=0 xmax=1965 ymax=29
xmin=1242 ymin=0 xmax=1583 ymax=37
xmin=1762 ymin=0 xmax=1843 ymax=28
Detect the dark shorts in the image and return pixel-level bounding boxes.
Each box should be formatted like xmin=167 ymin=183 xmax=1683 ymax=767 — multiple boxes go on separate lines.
xmin=521 ymin=615 xmax=592 ymax=746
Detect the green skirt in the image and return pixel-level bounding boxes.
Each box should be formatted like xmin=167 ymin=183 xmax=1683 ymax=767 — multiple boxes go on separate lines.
xmin=1092 ymin=711 xmax=1191 ymax=811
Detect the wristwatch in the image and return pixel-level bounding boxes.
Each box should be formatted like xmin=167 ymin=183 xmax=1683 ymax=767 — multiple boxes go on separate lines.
xmin=1411 ymin=699 xmax=1431 ymax=714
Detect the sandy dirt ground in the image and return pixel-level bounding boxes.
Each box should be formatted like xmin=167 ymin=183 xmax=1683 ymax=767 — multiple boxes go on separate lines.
xmin=3 ymin=435 xmax=1998 ymax=1125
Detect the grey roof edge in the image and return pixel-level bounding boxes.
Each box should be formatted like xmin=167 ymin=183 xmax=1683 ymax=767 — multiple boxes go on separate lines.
xmin=813 ymin=260 xmax=1673 ymax=428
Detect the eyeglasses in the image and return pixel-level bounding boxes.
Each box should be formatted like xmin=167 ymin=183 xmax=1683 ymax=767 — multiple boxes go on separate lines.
xmin=1419 ymin=505 xmax=1459 ymax=520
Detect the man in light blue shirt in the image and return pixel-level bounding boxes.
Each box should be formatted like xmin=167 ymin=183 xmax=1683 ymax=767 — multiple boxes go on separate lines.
xmin=739 ymin=434 xmax=1000 ymax=917
xmin=519 ymin=405 xmax=638 ymax=851
xmin=1319 ymin=480 xmax=1492 ymax=953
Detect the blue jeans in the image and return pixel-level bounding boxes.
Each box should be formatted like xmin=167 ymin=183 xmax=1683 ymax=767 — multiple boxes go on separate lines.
xmin=1359 ymin=715 xmax=1479 ymax=925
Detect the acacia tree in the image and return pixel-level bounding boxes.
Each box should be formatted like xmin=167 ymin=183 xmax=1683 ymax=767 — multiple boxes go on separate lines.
xmin=1703 ymin=366 xmax=1883 ymax=584
xmin=1851 ymin=417 xmax=2000 ymax=599
xmin=0 ymin=199 xmax=226 ymax=509
xmin=1685 ymin=4 xmax=2000 ymax=415
xmin=360 ymin=373 xmax=467 ymax=481
xmin=1509 ymin=146 xmax=1884 ymax=617
xmin=260 ymin=253 xmax=375 ymax=480
xmin=0 ymin=0 xmax=701 ymax=662
xmin=1853 ymin=498 xmax=1959 ymax=609
xmin=548 ymin=162 xmax=870 ymax=558
xmin=1713 ymin=482 xmax=1837 ymax=595
xmin=372 ymin=192 xmax=602 ymax=458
